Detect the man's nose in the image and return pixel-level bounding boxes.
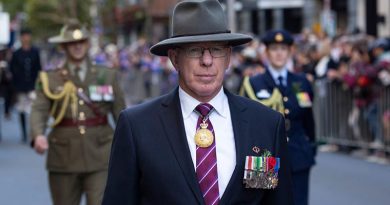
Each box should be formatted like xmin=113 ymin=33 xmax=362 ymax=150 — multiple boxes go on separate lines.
xmin=200 ymin=49 xmax=213 ymax=66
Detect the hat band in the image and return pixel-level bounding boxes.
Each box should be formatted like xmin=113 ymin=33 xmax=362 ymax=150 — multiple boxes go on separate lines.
xmin=171 ymin=30 xmax=231 ymax=38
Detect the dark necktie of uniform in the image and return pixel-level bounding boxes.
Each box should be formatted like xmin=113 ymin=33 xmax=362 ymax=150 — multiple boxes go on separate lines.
xmin=277 ymin=75 xmax=286 ymax=94
xmin=75 ymin=66 xmax=82 ymax=81
xmin=195 ymin=103 xmax=220 ymax=205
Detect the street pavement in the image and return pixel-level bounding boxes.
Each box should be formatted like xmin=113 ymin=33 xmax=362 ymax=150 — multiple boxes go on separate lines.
xmin=0 ymin=111 xmax=50 ymax=205
xmin=310 ymin=151 xmax=390 ymax=205
xmin=1 ymin=110 xmax=389 ymax=205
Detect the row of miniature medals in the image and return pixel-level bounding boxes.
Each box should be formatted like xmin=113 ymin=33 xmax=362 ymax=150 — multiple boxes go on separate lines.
xmin=194 ymin=108 xmax=280 ymax=189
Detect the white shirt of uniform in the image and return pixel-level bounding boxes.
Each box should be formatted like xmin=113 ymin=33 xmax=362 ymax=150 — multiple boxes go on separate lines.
xmin=179 ymin=86 xmax=236 ymax=197
xmin=268 ymin=65 xmax=288 ymax=86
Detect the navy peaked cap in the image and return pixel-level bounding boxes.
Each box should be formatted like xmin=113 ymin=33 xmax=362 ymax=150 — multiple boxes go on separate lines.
xmin=262 ymin=29 xmax=294 ymax=46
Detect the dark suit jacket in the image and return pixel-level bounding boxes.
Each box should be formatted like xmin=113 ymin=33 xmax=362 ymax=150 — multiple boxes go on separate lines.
xmin=102 ymin=88 xmax=293 ymax=205
xmin=248 ymin=70 xmax=316 ymax=172
xmin=10 ymin=46 xmax=41 ymax=92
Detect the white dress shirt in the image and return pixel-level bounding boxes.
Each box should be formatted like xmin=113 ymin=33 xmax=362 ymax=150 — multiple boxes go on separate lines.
xmin=179 ymin=87 xmax=236 ymax=197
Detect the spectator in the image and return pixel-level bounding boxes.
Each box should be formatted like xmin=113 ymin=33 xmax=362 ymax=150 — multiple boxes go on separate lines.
xmin=9 ymin=28 xmax=41 ymax=143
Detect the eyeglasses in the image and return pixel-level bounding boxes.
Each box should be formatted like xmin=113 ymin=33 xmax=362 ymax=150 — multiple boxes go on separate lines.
xmin=178 ymin=46 xmax=229 ymax=58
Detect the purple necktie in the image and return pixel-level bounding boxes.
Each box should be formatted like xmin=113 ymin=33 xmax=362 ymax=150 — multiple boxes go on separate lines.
xmin=195 ymin=103 xmax=220 ymax=205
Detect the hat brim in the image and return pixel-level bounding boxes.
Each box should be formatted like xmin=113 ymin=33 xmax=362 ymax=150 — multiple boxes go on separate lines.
xmin=150 ymin=33 xmax=252 ymax=56
xmin=48 ymin=35 xmax=89 ymax=44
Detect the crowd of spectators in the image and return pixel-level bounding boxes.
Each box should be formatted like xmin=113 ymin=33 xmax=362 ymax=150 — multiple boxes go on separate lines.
xmin=85 ymin=29 xmax=390 ymax=162
xmin=2 ymin=28 xmax=389 ymax=162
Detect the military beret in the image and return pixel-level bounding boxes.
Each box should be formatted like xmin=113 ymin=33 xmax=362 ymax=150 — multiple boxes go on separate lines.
xmin=261 ymin=29 xmax=294 ymax=46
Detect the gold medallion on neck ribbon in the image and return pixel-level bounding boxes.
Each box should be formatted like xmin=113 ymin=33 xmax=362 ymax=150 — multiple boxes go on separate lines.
xmin=194 ymin=122 xmax=214 ymax=148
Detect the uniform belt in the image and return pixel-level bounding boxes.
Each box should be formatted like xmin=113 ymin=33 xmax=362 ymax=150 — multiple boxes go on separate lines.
xmin=57 ymin=116 xmax=108 ymax=127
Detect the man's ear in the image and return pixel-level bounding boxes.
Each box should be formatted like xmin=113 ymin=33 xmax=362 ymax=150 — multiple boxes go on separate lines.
xmin=168 ymin=49 xmax=179 ymax=71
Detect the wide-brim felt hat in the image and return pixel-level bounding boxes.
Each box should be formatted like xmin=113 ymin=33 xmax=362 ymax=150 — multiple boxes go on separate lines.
xmin=49 ymin=21 xmax=89 ymax=44
xmin=150 ymin=0 xmax=252 ymax=56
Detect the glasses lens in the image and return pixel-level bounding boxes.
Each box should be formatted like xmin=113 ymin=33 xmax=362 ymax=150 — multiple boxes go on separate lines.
xmin=186 ymin=47 xmax=202 ymax=58
xmin=182 ymin=46 xmax=228 ymax=58
xmin=210 ymin=46 xmax=227 ymax=57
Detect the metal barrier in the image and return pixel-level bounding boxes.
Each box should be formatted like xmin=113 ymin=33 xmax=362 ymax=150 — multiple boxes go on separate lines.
xmin=0 ymin=98 xmax=3 ymax=141
xmin=313 ymin=79 xmax=390 ymax=152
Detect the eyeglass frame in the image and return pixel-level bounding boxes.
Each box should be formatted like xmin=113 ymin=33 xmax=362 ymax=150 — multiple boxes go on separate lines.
xmin=175 ymin=45 xmax=231 ymax=58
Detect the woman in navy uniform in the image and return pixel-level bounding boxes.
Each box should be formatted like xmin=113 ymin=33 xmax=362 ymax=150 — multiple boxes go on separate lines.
xmin=240 ymin=30 xmax=316 ymax=205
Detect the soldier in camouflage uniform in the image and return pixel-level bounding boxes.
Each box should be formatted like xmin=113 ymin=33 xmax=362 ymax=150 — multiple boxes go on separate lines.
xmin=30 ymin=21 xmax=125 ymax=205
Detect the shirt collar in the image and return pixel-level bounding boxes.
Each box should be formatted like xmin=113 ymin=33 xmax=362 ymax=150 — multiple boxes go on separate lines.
xmin=68 ymin=60 xmax=87 ymax=75
xmin=268 ymin=65 xmax=288 ymax=85
xmin=178 ymin=86 xmax=228 ymax=119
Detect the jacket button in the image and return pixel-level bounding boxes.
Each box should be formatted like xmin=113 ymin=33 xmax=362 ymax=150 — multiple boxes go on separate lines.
xmin=283 ymin=97 xmax=288 ymax=102
xmin=79 ymin=100 xmax=84 ymax=105
xmin=78 ymin=112 xmax=86 ymax=121
xmin=79 ymin=125 xmax=86 ymax=135
xmin=80 ymin=129 xmax=86 ymax=135
xmin=284 ymin=109 xmax=290 ymax=115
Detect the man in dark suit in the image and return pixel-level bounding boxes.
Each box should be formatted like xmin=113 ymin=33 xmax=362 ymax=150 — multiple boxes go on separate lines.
xmin=10 ymin=28 xmax=41 ymax=142
xmin=240 ymin=30 xmax=316 ymax=205
xmin=103 ymin=1 xmax=293 ymax=204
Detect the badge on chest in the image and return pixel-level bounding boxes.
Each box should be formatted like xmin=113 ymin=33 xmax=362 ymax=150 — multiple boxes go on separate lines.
xmin=243 ymin=151 xmax=280 ymax=189
xmin=256 ymin=89 xmax=271 ymax=99
xmin=296 ymin=92 xmax=312 ymax=108
xmin=88 ymin=85 xmax=114 ymax=102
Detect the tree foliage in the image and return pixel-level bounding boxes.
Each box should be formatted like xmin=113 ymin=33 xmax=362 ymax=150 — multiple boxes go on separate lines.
xmin=1 ymin=0 xmax=91 ymax=39
xmin=0 ymin=0 xmax=25 ymax=18
xmin=98 ymin=0 xmax=118 ymax=43
xmin=26 ymin=0 xmax=91 ymax=39
xmin=2 ymin=0 xmax=131 ymax=43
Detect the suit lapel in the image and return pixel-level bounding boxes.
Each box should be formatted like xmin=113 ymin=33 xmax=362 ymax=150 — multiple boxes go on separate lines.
xmin=158 ymin=88 xmax=205 ymax=205
xmin=220 ymin=90 xmax=249 ymax=204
